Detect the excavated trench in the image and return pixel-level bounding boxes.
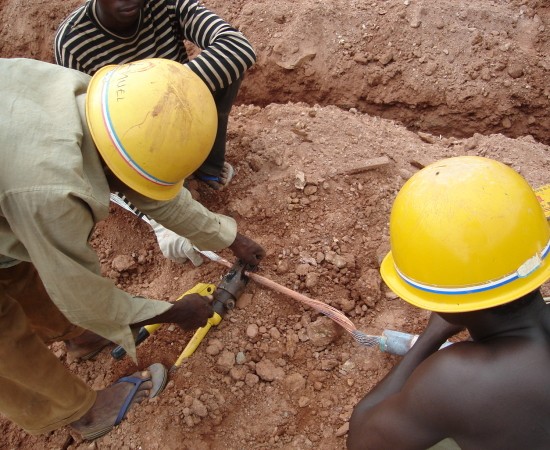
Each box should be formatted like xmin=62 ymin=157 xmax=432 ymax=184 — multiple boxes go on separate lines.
xmin=226 ymin=0 xmax=550 ymax=147
xmin=239 ymin=67 xmax=550 ymax=146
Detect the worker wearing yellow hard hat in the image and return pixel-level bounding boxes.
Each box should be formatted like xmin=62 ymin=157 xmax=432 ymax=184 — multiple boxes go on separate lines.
xmin=0 ymin=57 xmax=264 ymax=440
xmin=349 ymin=156 xmax=550 ymax=450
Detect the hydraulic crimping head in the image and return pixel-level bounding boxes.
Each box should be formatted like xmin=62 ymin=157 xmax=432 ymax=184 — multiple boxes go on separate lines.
xmin=212 ymin=259 xmax=253 ymax=313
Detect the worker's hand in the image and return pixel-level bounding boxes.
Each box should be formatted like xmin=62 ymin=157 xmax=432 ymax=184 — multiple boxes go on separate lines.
xmin=131 ymin=294 xmax=213 ymax=331
xmin=149 ymin=219 xmax=204 ymax=266
xmin=170 ymin=294 xmax=214 ymax=330
xmin=228 ymin=233 xmax=265 ymax=267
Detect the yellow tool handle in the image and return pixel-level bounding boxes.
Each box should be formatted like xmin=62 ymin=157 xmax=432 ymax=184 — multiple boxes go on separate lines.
xmin=172 ymin=312 xmax=223 ymax=368
xmin=177 ymin=282 xmax=216 ymax=300
xmin=112 ymin=282 xmax=217 ymax=360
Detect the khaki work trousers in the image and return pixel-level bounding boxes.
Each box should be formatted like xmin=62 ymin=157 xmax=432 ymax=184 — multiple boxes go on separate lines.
xmin=0 ymin=262 xmax=96 ymax=434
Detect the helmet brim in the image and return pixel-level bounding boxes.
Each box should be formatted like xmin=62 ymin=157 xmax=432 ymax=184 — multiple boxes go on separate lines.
xmin=381 ymin=249 xmax=550 ymax=313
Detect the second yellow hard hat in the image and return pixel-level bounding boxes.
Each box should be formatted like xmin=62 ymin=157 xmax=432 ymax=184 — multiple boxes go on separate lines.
xmin=381 ymin=156 xmax=550 ymax=312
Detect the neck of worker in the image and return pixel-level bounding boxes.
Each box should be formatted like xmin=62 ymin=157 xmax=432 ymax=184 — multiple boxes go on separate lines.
xmin=445 ymin=290 xmax=549 ymax=342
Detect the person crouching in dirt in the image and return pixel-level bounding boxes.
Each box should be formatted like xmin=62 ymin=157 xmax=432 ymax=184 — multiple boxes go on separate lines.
xmin=347 ymin=156 xmax=550 ymax=450
xmin=0 ymin=57 xmax=265 ymax=440
xmin=56 ymin=0 xmax=254 ymax=191
xmin=54 ymin=0 xmax=256 ymax=265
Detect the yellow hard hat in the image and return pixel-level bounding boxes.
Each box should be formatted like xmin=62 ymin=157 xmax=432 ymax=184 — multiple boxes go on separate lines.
xmin=86 ymin=58 xmax=217 ymax=200
xmin=381 ymin=156 xmax=550 ymax=312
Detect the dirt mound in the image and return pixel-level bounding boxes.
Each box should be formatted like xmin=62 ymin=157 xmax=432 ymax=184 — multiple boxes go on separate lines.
xmin=0 ymin=0 xmax=549 ymax=449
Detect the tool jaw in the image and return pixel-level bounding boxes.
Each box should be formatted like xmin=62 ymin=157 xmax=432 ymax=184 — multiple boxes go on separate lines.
xmin=213 ymin=260 xmax=253 ymax=312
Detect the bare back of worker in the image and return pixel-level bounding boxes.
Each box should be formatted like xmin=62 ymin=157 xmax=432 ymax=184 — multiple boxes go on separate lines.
xmin=348 ymin=292 xmax=550 ymax=450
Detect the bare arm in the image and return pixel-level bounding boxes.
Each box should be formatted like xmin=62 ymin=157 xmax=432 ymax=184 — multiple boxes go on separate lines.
xmin=348 ymin=314 xmax=465 ymax=449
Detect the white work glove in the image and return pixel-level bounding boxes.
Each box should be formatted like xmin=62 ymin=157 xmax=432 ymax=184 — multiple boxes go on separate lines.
xmin=148 ymin=219 xmax=204 ymax=266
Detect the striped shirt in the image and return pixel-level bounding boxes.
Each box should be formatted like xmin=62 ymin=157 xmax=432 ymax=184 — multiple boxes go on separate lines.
xmin=54 ymin=0 xmax=256 ymax=92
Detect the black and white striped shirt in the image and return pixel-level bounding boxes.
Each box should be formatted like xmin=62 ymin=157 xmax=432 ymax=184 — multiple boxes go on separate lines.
xmin=54 ymin=0 xmax=256 ymax=92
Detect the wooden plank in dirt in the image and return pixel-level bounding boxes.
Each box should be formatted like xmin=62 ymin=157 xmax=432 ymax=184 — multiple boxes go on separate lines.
xmin=337 ymin=156 xmax=391 ymax=175
xmin=409 ymin=158 xmax=434 ymax=169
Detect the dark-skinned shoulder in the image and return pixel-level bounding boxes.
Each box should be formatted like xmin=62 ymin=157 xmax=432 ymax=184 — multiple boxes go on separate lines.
xmin=400 ymin=339 xmax=550 ymax=449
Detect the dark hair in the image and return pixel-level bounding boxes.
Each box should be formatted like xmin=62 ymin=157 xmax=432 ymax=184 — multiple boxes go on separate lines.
xmin=488 ymin=289 xmax=541 ymax=316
